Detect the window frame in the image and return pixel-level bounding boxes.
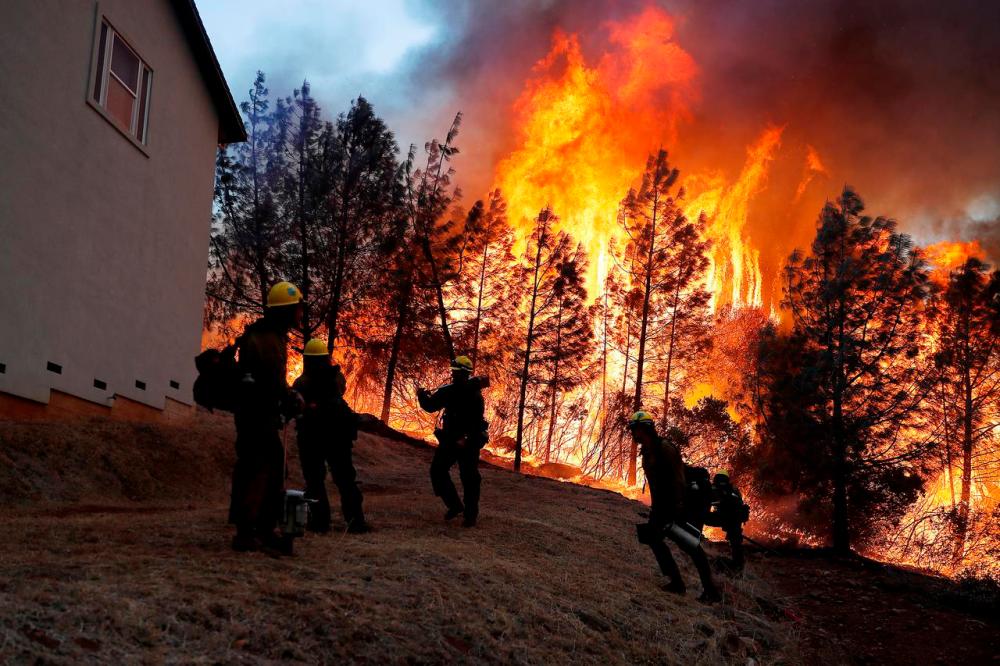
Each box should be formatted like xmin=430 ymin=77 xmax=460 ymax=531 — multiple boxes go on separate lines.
xmin=87 ymin=12 xmax=153 ymax=154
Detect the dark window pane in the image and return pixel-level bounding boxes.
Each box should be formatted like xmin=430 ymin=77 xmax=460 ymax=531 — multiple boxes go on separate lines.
xmin=111 ymin=34 xmax=139 ymax=92
xmin=106 ymin=76 xmax=135 ymax=131
xmin=136 ymin=67 xmax=151 ymax=142
xmin=93 ymin=23 xmax=108 ymax=102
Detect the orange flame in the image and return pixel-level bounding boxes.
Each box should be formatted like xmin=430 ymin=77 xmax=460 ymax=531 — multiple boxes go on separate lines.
xmin=925 ymin=240 xmax=985 ymax=271
xmin=683 ymin=126 xmax=784 ymax=311
xmin=494 ymin=6 xmax=698 ymax=292
xmin=493 ymin=6 xmax=789 ymax=316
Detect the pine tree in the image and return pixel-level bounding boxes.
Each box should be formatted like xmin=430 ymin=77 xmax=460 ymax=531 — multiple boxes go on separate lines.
xmin=656 ymin=212 xmax=712 ymax=424
xmin=271 ymin=81 xmax=327 ymax=338
xmin=763 ymin=187 xmax=934 ymax=552
xmin=449 ymin=189 xmax=523 ymax=376
xmin=612 ymin=150 xmax=708 ymax=485
xmin=377 ymin=116 xmax=466 ymax=423
xmin=931 ymin=258 xmax=1000 ymax=561
xmin=532 ymin=244 xmax=594 ymax=462
xmin=512 ymin=208 xmax=569 ymax=471
xmin=206 ymin=72 xmax=284 ymax=328
xmin=322 ymin=97 xmax=401 ymax=351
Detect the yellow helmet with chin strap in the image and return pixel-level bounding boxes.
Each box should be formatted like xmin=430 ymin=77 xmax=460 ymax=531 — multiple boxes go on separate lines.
xmin=303 ymin=338 xmax=329 ymax=356
xmin=451 ymin=355 xmax=473 ymax=373
xmin=266 ymin=281 xmax=302 ymax=308
xmin=628 ymin=410 xmax=655 ymax=429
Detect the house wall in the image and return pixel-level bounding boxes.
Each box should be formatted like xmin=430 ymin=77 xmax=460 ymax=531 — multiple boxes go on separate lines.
xmin=0 ymin=0 xmax=220 ymax=411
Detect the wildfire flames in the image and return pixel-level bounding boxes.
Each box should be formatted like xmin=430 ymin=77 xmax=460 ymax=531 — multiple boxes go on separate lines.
xmin=205 ymin=4 xmax=997 ymax=578
xmin=487 ymin=4 xmax=997 ymax=574
xmin=494 ymin=7 xmax=697 ymax=294
xmin=493 ymin=6 xmax=818 ymax=315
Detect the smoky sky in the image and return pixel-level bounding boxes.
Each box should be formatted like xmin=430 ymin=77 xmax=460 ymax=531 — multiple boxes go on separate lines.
xmin=203 ymin=0 xmax=1000 ymax=253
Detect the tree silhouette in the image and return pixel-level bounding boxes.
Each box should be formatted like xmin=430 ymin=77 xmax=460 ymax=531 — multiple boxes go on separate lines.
xmin=759 ymin=187 xmax=934 ymax=552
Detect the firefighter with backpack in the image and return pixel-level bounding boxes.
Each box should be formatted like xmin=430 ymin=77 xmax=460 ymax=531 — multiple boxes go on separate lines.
xmin=705 ymin=470 xmax=749 ymax=572
xmin=292 ymin=338 xmax=370 ymax=534
xmin=228 ymin=281 xmax=304 ymax=554
xmin=628 ymin=411 xmax=721 ymax=603
xmin=417 ymin=356 xmax=489 ymax=527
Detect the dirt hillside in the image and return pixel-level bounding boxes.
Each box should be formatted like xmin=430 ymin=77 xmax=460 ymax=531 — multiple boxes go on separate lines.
xmin=0 ymin=413 xmax=795 ymax=664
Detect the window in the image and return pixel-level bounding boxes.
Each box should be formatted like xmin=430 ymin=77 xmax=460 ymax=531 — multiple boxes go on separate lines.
xmin=92 ymin=20 xmax=152 ymax=144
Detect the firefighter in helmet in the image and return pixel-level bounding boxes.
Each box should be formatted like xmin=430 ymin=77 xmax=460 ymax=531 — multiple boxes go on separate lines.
xmin=417 ymin=356 xmax=488 ymax=527
xmin=292 ymin=338 xmax=370 ymax=534
xmin=229 ymin=281 xmax=304 ymax=553
xmin=705 ymin=470 xmax=748 ymax=572
xmin=629 ymin=411 xmax=721 ymax=603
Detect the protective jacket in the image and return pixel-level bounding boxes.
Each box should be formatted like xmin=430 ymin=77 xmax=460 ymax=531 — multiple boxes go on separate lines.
xmin=641 ymin=436 xmax=686 ymax=530
xmin=229 ymin=315 xmax=292 ymax=539
xmin=292 ymin=364 xmax=357 ymax=445
xmin=236 ymin=317 xmax=293 ymax=426
xmin=418 ymin=382 xmax=486 ymax=447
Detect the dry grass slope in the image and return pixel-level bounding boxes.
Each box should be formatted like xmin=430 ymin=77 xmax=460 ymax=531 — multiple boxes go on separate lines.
xmin=0 ymin=415 xmax=797 ymax=664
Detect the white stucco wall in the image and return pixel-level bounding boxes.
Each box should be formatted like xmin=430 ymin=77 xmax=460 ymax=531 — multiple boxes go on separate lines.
xmin=0 ymin=0 xmax=221 ymax=408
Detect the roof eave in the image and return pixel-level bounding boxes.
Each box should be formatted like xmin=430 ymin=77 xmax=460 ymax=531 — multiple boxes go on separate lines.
xmin=170 ymin=0 xmax=247 ymax=144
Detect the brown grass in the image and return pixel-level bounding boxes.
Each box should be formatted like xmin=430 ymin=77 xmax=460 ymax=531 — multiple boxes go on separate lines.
xmin=0 ymin=415 xmax=798 ymax=663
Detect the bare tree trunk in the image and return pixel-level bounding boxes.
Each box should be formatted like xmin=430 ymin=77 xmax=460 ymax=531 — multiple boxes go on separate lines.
xmin=420 ymin=234 xmax=455 ymax=360
xmin=661 ymin=271 xmax=683 ymax=423
xmin=628 ymin=191 xmax=658 ymax=486
xmin=515 ymin=215 xmax=549 ymax=472
xmin=545 ymin=299 xmax=564 ymax=463
xmin=381 ymin=280 xmax=411 ymax=423
xmin=954 ymin=313 xmax=974 ymax=562
xmin=470 ymin=238 xmax=490 ymax=370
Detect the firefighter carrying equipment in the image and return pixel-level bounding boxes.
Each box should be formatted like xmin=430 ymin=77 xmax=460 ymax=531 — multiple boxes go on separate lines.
xmin=267 ymin=281 xmax=303 ymax=308
xmin=303 ymin=338 xmax=329 ymax=356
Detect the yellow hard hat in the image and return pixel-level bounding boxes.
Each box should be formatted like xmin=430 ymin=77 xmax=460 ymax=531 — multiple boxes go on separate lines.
xmin=628 ymin=410 xmax=655 ymax=429
xmin=303 ymin=338 xmax=329 ymax=356
xmin=451 ymin=355 xmax=473 ymax=372
xmin=266 ymin=281 xmax=302 ymax=308
xmin=715 ymin=469 xmax=730 ymax=478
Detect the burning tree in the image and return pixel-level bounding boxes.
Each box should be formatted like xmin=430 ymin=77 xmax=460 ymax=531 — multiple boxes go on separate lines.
xmin=376 ymin=120 xmax=466 ymax=423
xmin=931 ymin=258 xmax=1000 ymax=562
xmin=753 ymin=187 xmax=935 ymax=553
xmin=322 ymin=97 xmax=402 ymax=352
xmin=612 ymin=150 xmax=711 ymax=484
xmin=448 ymin=189 xmax=524 ymax=377
xmin=535 ymin=245 xmax=595 ymax=463
xmin=513 ymin=208 xmax=593 ymax=470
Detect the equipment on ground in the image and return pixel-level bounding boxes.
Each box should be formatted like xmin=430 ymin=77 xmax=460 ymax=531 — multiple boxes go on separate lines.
xmin=267 ymin=281 xmax=302 ymax=308
xmin=282 ymin=489 xmax=315 ymax=538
